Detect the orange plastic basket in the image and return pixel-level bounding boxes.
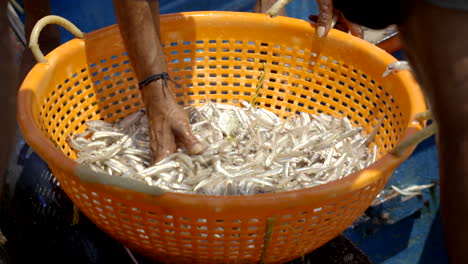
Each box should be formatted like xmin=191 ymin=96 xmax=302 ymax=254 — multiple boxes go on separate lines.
xmin=18 ymin=12 xmax=425 ymax=264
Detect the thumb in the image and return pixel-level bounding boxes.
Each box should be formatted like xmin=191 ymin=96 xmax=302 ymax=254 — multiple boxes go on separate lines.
xmin=316 ymin=0 xmax=334 ymax=38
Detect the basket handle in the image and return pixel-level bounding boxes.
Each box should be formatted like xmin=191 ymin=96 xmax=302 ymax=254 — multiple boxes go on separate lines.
xmin=266 ymin=0 xmax=291 ymax=17
xmin=30 ymin=15 xmax=85 ymax=63
xmin=390 ymin=110 xmax=436 ymax=157
xmin=74 ymin=164 xmax=166 ymax=196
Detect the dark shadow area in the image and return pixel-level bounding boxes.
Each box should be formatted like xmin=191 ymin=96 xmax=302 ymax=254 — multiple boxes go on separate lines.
xmin=294 ymin=235 xmax=373 ymax=264
xmin=418 ymin=207 xmax=448 ymax=264
xmin=136 ymin=235 xmax=374 ymax=264
xmin=344 ymin=212 xmax=417 ymax=263
xmin=0 ymin=140 xmax=132 ymax=264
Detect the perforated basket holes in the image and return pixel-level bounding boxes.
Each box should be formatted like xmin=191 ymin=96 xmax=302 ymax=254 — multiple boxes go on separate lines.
xmin=38 ymin=51 xmax=148 ymax=159
xmin=39 ymin=38 xmax=405 ymax=162
xmin=88 ymin=52 xmax=143 ymax=124
xmin=254 ymin=50 xmax=405 ymax=157
xmin=38 ymin=37 xmax=406 ymax=163
xmin=163 ymin=39 xmax=265 ymax=107
xmin=39 ymin=66 xmax=96 ymax=159
xmin=56 ymin=161 xmax=387 ymax=264
xmin=68 ymin=182 xmax=155 ymax=247
xmin=66 ymin=176 xmax=263 ymax=262
xmin=265 ymin=180 xmax=383 ymax=263
xmin=162 ymin=39 xmax=405 ymax=156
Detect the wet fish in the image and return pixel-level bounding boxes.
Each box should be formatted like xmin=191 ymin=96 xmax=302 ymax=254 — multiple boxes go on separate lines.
xmin=68 ymin=101 xmax=378 ymax=195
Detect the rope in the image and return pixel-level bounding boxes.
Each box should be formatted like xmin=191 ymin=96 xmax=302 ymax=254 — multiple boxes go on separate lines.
xmin=9 ymin=0 xmax=23 ymax=14
xmin=260 ymin=216 xmax=277 ymax=264
xmin=414 ymin=110 xmax=432 ymax=123
xmin=390 ymin=122 xmax=437 ymax=157
xmin=250 ymin=62 xmax=266 ymax=106
xmin=71 ymin=204 xmax=80 ymax=225
xmin=390 ymin=110 xmax=436 ymax=157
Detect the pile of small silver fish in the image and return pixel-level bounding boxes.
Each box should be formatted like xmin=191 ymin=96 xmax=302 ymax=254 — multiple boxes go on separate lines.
xmin=68 ymin=101 xmax=378 ymax=195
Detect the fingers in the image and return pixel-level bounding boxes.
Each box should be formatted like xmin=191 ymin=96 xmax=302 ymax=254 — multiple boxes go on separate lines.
xmin=310 ymin=11 xmax=363 ymax=39
xmin=346 ymin=19 xmax=364 ymax=39
xmin=313 ymin=0 xmax=363 ymax=39
xmin=172 ymin=117 xmax=206 ymax=155
xmin=148 ymin=116 xmax=177 ymax=164
xmin=316 ymin=0 xmax=334 ymax=38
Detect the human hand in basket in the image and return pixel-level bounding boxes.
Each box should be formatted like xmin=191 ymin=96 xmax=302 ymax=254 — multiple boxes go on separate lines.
xmin=142 ymin=83 xmax=206 ymax=162
xmin=313 ymin=0 xmax=363 ymax=38
xmin=114 ymin=0 xmax=206 ymax=163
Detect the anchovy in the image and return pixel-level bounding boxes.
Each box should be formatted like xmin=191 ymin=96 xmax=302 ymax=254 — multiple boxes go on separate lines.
xmin=69 ymin=102 xmax=376 ymax=195
xmin=382 ymin=60 xmax=411 ymax=78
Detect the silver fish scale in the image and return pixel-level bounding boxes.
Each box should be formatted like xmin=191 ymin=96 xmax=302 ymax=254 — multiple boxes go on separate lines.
xmin=68 ymin=101 xmax=378 ymax=195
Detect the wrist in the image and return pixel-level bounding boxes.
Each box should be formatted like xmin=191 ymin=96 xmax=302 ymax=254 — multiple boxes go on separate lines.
xmin=141 ymin=80 xmax=162 ymax=99
xmin=140 ymin=80 xmax=175 ymax=104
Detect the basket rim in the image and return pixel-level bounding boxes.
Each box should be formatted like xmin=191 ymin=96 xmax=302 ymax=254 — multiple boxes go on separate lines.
xmin=17 ymin=11 xmax=426 ymax=209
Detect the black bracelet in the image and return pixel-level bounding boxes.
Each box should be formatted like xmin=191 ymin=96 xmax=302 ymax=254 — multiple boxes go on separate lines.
xmin=138 ymin=72 xmax=181 ymax=90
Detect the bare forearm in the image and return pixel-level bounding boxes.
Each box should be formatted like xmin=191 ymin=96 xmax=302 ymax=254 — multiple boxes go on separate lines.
xmin=113 ymin=0 xmax=166 ymax=82
xmin=148 ymin=0 xmax=161 ymax=40
xmin=113 ymin=0 xmax=204 ymax=162
xmin=398 ymin=1 xmax=468 ymax=262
